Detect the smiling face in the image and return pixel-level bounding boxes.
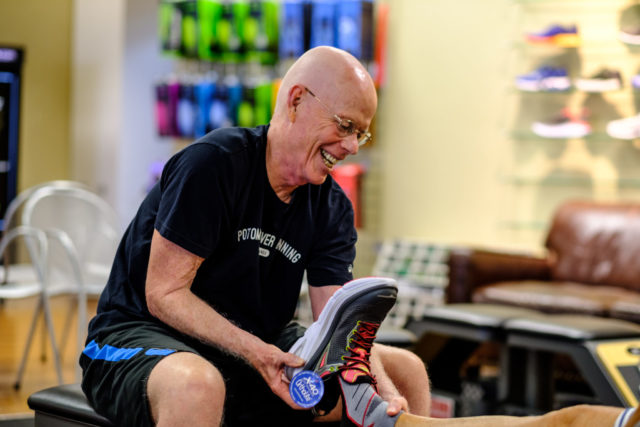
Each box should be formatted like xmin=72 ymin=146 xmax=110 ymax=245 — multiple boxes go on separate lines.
xmin=268 ymin=47 xmax=378 ymax=194
xmin=294 ymin=84 xmax=376 ymax=185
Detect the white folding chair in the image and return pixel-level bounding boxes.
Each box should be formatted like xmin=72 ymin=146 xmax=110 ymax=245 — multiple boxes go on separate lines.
xmin=21 ymin=185 xmax=121 ymax=380
xmin=1 ymin=181 xmax=89 ymax=286
xmin=0 ymin=225 xmax=63 ymax=388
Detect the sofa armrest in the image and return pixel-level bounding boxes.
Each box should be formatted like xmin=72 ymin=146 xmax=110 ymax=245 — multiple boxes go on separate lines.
xmin=446 ymin=248 xmax=552 ymax=303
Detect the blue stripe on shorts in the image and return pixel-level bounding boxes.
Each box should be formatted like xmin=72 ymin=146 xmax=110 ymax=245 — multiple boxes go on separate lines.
xmin=83 ymin=340 xmax=176 ymax=361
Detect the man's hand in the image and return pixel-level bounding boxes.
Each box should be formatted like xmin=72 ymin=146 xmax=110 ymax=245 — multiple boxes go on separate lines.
xmin=252 ymin=344 xmax=306 ymax=409
xmin=386 ymin=396 xmax=409 ymax=416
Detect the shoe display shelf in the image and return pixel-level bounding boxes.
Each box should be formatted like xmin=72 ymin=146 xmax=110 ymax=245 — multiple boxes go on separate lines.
xmin=501 ymin=0 xmax=640 ymax=239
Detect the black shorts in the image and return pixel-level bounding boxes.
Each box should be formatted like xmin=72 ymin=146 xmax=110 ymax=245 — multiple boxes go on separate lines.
xmin=80 ymin=320 xmax=313 ymax=427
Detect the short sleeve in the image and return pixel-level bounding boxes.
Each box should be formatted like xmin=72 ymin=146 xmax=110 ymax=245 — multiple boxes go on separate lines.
xmin=305 ymin=182 xmax=357 ymax=287
xmin=155 ymin=144 xmax=229 ymax=258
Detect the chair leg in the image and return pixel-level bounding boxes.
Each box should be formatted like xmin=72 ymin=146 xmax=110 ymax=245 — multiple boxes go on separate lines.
xmin=59 ymin=297 xmax=78 ymax=363
xmin=76 ymin=292 xmax=87 ymax=382
xmin=41 ymin=294 xmax=64 ymax=385
xmin=16 ymin=295 xmax=64 ymax=387
xmin=40 ymin=310 xmax=47 ymax=362
xmin=14 ymin=298 xmax=43 ymax=390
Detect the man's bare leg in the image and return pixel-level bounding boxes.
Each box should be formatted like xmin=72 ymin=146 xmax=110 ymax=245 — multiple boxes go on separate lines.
xmin=372 ymin=343 xmax=431 ymax=416
xmin=147 ymin=352 xmax=225 ymax=426
xmin=397 ymin=404 xmax=623 ymax=426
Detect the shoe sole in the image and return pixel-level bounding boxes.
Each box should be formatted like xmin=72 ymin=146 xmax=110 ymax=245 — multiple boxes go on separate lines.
xmin=286 ymin=277 xmax=398 ymax=380
xmin=619 ymin=31 xmax=640 ymax=45
xmin=532 ymin=122 xmax=591 ymax=139
xmin=607 ymin=123 xmax=640 ymax=140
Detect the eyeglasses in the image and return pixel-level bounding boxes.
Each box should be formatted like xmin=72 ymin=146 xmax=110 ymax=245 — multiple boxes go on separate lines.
xmin=303 ymin=87 xmax=372 ymax=147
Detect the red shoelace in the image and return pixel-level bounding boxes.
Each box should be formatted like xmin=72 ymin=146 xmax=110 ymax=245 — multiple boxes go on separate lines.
xmin=339 ymin=321 xmax=380 ymax=388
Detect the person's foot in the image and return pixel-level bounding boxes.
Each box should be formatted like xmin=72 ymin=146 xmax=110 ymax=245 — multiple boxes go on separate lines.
xmin=286 ymin=277 xmax=398 ymax=414
xmin=339 ymin=379 xmax=401 ymax=427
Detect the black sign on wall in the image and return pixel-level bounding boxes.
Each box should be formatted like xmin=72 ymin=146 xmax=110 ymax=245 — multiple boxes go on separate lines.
xmin=0 ymin=46 xmax=23 ymax=230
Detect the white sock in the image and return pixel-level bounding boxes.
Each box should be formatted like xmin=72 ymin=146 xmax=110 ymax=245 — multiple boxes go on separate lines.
xmin=615 ymin=407 xmax=638 ymax=427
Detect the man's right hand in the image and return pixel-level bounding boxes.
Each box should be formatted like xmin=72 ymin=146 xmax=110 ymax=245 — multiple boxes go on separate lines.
xmin=251 ymin=344 xmax=306 ymax=409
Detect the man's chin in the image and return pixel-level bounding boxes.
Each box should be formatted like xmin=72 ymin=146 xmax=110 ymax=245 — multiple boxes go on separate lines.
xmin=309 ymin=173 xmax=329 ymax=186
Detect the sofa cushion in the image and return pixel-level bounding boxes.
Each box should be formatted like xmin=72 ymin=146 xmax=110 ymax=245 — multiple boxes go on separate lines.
xmin=472 ymin=281 xmax=638 ymax=317
xmin=610 ymin=295 xmax=640 ymax=323
xmin=545 ymin=201 xmax=640 ymax=292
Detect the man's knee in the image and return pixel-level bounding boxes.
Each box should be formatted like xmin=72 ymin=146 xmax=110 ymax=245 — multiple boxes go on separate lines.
xmin=374 ymin=344 xmax=428 ymax=377
xmin=147 ymin=352 xmax=226 ymax=423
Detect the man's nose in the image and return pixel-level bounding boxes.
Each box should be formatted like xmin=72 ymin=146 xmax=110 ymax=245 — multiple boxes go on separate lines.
xmin=341 ymin=133 xmax=359 ymax=155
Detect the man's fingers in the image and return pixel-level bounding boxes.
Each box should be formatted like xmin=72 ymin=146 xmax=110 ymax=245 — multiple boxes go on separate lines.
xmin=275 ymin=381 xmax=305 ymax=410
xmin=387 ymin=397 xmax=409 ymax=416
xmin=285 ymin=352 xmax=305 ymax=368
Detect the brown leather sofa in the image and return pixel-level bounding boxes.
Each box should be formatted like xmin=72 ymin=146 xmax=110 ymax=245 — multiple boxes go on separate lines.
xmin=446 ymin=200 xmax=640 ymax=324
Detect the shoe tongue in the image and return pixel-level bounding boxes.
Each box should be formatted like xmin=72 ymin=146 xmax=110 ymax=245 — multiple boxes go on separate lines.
xmin=340 ymin=369 xmax=376 ymax=385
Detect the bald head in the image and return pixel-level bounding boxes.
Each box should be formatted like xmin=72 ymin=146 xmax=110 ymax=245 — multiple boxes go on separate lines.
xmin=273 ymin=46 xmax=377 ymax=121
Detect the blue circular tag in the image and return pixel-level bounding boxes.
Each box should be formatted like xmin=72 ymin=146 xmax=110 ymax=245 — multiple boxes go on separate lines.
xmin=289 ymin=370 xmax=324 ymax=408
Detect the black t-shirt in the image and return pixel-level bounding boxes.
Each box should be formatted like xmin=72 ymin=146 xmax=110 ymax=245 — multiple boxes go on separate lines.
xmin=88 ymin=125 xmax=356 ymax=343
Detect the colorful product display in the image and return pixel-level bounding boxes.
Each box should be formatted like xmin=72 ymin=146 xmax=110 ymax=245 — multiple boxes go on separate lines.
xmin=158 ymin=0 xmax=375 ymax=63
xmin=160 ymin=0 xmax=279 ymax=64
xmin=336 ymin=0 xmax=374 ymax=62
xmin=309 ymin=0 xmax=336 ymax=49
xmin=279 ymin=0 xmax=306 ymax=59
xmin=154 ymin=71 xmax=276 ymax=139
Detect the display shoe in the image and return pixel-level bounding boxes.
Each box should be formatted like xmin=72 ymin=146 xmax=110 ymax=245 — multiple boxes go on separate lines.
xmin=515 ymin=66 xmax=571 ymax=92
xmin=285 ymin=276 xmax=398 ymax=414
xmin=527 ymin=24 xmax=580 ymax=47
xmin=575 ymin=68 xmax=623 ymax=92
xmin=607 ymin=114 xmax=640 ymax=140
xmin=532 ymin=110 xmax=591 ymax=139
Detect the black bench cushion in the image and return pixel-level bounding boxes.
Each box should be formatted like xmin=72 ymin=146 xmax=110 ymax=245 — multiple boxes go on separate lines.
xmin=28 ymin=384 xmax=113 ymax=427
xmin=504 ymin=314 xmax=640 ymax=341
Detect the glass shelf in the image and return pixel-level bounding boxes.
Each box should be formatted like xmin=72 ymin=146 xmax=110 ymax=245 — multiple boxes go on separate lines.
xmin=503 ymin=174 xmax=640 ymax=188
xmin=509 ymin=130 xmax=637 ymax=143
xmin=497 ymin=220 xmax=548 ymax=231
xmin=512 ymin=87 xmax=631 ymax=96
xmin=510 ymin=41 xmax=636 ymax=56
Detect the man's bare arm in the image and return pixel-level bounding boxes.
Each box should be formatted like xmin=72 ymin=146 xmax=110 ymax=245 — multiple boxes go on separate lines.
xmin=145 ymin=229 xmax=303 ymax=407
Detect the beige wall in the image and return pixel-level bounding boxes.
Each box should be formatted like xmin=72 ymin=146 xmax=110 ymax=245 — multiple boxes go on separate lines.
xmin=371 ymin=0 xmax=640 ymax=260
xmin=0 ymin=0 xmax=72 ymax=191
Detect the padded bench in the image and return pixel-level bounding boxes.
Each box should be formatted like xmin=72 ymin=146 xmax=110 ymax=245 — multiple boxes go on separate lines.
xmin=504 ymin=314 xmax=640 ymax=409
xmin=28 ymin=383 xmax=113 ymax=427
xmin=407 ymin=303 xmax=640 ymax=415
xmin=407 ymin=303 xmax=546 ymax=414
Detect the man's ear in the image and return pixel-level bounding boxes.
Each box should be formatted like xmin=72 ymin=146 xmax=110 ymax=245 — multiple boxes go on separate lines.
xmin=287 ymin=85 xmax=304 ymax=122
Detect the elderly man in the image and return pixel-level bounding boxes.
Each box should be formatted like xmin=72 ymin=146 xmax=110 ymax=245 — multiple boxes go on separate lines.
xmin=80 ymin=46 xmax=430 ymax=427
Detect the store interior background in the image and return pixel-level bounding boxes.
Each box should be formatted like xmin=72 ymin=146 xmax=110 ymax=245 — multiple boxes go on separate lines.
xmin=2 ymin=0 xmax=639 ymax=277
